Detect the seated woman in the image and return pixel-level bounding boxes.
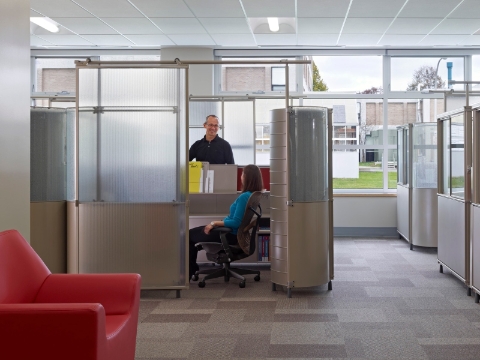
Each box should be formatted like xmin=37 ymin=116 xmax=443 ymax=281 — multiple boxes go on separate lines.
xmin=189 ymin=164 xmax=264 ymax=280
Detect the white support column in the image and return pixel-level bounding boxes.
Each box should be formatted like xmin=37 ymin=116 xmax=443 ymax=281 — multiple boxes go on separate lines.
xmin=0 ymin=1 xmax=31 ymax=239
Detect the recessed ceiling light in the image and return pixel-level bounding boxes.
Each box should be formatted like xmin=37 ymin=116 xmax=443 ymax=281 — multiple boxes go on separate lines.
xmin=267 ymin=18 xmax=279 ymax=32
xmin=30 ymin=17 xmax=59 ymax=33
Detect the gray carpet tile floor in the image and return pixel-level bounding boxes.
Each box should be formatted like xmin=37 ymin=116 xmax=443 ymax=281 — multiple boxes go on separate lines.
xmin=135 ymin=238 xmax=480 ymax=359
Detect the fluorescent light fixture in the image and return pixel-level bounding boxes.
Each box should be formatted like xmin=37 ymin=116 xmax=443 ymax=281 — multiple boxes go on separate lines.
xmin=267 ymin=17 xmax=279 ymax=32
xmin=30 ymin=17 xmax=59 ymax=33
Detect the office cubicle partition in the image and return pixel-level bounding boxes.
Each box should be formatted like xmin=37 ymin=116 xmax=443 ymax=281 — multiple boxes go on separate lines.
xmin=437 ymin=107 xmax=471 ymax=294
xmin=470 ymin=105 xmax=480 ymax=302
xmin=30 ymin=107 xmax=75 ymax=273
xmin=270 ymin=106 xmax=333 ymax=298
xmin=70 ymin=63 xmax=189 ymax=290
xmin=397 ymin=123 xmax=438 ymax=249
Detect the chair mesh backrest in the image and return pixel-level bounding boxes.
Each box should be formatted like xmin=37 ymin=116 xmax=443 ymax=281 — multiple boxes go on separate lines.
xmin=236 ymin=191 xmax=263 ymax=255
xmin=0 ymin=230 xmax=51 ymax=303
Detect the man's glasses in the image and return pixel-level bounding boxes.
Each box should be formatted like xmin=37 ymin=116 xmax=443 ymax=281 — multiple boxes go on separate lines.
xmin=206 ymin=124 xmax=219 ymax=128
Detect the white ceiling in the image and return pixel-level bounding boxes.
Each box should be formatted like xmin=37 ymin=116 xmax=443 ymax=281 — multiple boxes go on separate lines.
xmin=29 ymin=0 xmax=480 ymax=48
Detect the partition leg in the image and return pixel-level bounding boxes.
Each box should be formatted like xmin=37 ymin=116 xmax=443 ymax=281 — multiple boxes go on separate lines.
xmin=439 ymin=265 xmax=443 ymax=273
xmin=176 ymin=290 xmax=181 ymax=298
xmin=272 ymin=282 xmax=276 ymax=291
xmin=475 ymin=293 xmax=480 ymax=304
xmin=287 ymin=288 xmax=292 ymax=298
xmin=328 ymin=280 xmax=332 ymax=291
xmin=410 ymin=243 xmax=413 ymax=251
xmin=468 ymin=288 xmax=472 ymax=297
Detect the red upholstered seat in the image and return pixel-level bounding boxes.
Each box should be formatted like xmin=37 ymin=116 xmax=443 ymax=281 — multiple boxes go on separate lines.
xmin=0 ymin=229 xmax=141 ymax=360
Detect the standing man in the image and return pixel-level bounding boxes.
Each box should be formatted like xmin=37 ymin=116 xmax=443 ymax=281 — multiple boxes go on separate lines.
xmin=189 ymin=115 xmax=235 ymax=164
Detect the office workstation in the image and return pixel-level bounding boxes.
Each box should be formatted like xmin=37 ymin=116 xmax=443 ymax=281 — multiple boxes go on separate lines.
xmin=6 ymin=1 xmax=480 ymax=359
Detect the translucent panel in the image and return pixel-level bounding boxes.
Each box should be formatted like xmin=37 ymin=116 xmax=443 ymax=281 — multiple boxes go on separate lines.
xmin=220 ymin=57 xmax=296 ymax=92
xmin=224 ymin=100 xmax=255 ymax=165
xmin=288 ymin=107 xmax=328 ymax=201
xmin=30 ymin=108 xmax=67 ymax=201
xmin=78 ymin=67 xmax=187 ymax=203
xmin=66 ymin=108 xmax=76 ymax=201
xmin=442 ymin=120 xmax=451 ymax=196
xmin=311 ymin=56 xmax=382 ymax=92
xmin=391 ymin=57 xmax=464 ymax=91
xmin=79 ymin=68 xmax=180 ymax=107
xmin=412 ymin=124 xmax=437 ymax=189
xmin=255 ymin=98 xmax=286 ymax=165
xmin=451 ymin=114 xmax=465 ymax=198
xmin=473 ymin=56 xmax=480 ymax=89
xmin=397 ymin=128 xmax=404 ymax=184
xmin=388 ymin=149 xmax=397 ymax=189
xmin=405 ymin=128 xmax=410 ymax=186
xmin=189 ymin=101 xmax=221 ymax=126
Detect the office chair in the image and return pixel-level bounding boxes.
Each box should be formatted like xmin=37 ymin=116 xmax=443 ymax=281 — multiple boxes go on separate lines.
xmin=192 ymin=191 xmax=263 ymax=288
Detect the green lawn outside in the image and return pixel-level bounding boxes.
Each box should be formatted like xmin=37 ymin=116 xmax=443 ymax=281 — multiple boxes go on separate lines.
xmin=333 ymin=171 xmax=397 ymax=189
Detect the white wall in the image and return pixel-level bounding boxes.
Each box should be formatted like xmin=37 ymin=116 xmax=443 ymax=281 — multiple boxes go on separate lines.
xmin=0 ymin=1 xmax=30 ymax=239
xmin=160 ymin=47 xmax=214 ymax=96
xmin=333 ymin=196 xmax=397 ymax=228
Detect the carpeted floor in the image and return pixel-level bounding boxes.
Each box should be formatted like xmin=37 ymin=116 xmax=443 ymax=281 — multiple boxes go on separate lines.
xmin=135 ymin=238 xmax=480 ymax=359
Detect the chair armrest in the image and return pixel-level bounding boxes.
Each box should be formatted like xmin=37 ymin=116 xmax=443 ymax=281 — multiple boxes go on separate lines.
xmin=0 ymin=303 xmax=107 ymax=360
xmin=35 ymin=273 xmax=141 ymax=315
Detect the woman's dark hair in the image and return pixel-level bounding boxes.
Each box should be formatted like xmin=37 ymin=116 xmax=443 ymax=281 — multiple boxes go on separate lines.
xmin=242 ymin=164 xmax=263 ymax=193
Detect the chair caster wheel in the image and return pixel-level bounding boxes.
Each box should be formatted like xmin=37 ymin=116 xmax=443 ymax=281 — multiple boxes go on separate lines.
xmin=191 ymin=274 xmax=198 ymax=281
xmin=254 ymin=275 xmax=260 ymax=281
xmin=198 ymin=281 xmax=205 ymax=288
xmin=239 ymin=281 xmax=246 ymax=288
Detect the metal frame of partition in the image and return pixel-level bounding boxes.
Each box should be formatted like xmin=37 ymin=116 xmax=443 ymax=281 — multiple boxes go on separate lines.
xmin=470 ymin=106 xmax=480 ymax=302
xmin=437 ymin=106 xmax=472 ymax=295
xmin=397 ymin=123 xmax=438 ymax=250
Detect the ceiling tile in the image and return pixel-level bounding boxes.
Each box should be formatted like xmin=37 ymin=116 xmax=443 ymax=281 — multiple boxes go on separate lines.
xmin=131 ymin=0 xmax=194 ymax=17
xmin=398 ymin=0 xmax=463 ymax=18
xmin=30 ymin=0 xmax=93 ymax=17
xmin=150 ymin=18 xmax=206 ymax=34
xmin=184 ymin=0 xmax=245 ymax=17
xmin=31 ymin=35 xmax=55 ymax=46
xmin=387 ymin=18 xmax=442 ymax=35
xmin=81 ymin=35 xmax=135 ymax=45
xmin=242 ymin=0 xmax=295 ymax=17
xmin=338 ymin=33 xmax=383 ymax=46
xmin=419 ymin=34 xmax=470 ymax=46
xmin=449 ymin=0 xmax=480 ymax=18
xmin=103 ymin=18 xmax=163 ymax=35
xmin=125 ymin=35 xmax=175 ymax=45
xmin=297 ymin=18 xmax=344 ymax=34
xmin=51 ymin=18 xmax=117 ymax=35
xmin=378 ymin=34 xmax=425 ymax=46
xmin=73 ymin=0 xmax=144 ymax=17
xmin=210 ymin=34 xmax=256 ymax=46
xmin=255 ymin=34 xmax=297 ymax=46
xmin=297 ymin=33 xmax=338 ymax=46
xmin=297 ymin=0 xmax=351 ymax=17
xmin=343 ymin=18 xmax=393 ymax=34
xmin=462 ymin=34 xmax=480 ymax=45
xmin=349 ymin=0 xmax=405 ymax=18
xmin=198 ymin=18 xmax=251 ymax=34
xmin=431 ymin=19 xmax=480 ymax=35
xmin=35 ymin=34 xmax=95 ymax=46
xmin=168 ymin=34 xmax=216 ymax=45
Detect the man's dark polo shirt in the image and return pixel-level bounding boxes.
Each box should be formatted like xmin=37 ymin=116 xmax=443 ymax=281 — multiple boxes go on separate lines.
xmin=189 ymin=135 xmax=235 ymax=164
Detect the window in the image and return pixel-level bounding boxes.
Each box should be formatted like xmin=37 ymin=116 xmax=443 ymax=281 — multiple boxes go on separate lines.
xmin=271 ymin=67 xmax=285 ymax=91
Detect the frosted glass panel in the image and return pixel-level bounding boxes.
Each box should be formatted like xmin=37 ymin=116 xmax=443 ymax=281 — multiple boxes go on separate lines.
xmin=442 ymin=120 xmax=450 ymax=196
xmin=189 ymin=101 xmax=221 ymax=126
xmin=397 ymin=128 xmax=404 ymax=185
xmin=30 ymin=108 xmax=66 ymax=201
xmin=288 ymin=107 xmax=329 ymax=202
xmin=224 ymin=100 xmax=255 ymax=165
xmin=255 ymin=99 xmax=285 ymax=165
xmin=78 ymin=67 xmax=186 ymax=203
xmin=412 ymin=124 xmax=437 ymax=189
xmin=66 ymin=108 xmax=76 ymax=201
xmin=451 ymin=114 xmax=465 ymax=199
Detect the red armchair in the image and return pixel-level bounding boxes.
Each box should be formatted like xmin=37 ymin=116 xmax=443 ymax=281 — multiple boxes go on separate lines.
xmin=0 ymin=229 xmax=141 ymax=360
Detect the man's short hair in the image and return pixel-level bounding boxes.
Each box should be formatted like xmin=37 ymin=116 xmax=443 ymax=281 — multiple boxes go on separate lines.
xmin=204 ymin=114 xmax=219 ymax=125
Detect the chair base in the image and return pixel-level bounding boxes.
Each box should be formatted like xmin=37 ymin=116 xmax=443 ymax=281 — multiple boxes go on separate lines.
xmin=194 ymin=262 xmax=260 ymax=287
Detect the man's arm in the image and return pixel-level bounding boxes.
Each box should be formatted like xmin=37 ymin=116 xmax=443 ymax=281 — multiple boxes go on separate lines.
xmin=224 ymin=141 xmax=235 ymax=164
xmin=189 ymin=142 xmax=197 ymax=161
